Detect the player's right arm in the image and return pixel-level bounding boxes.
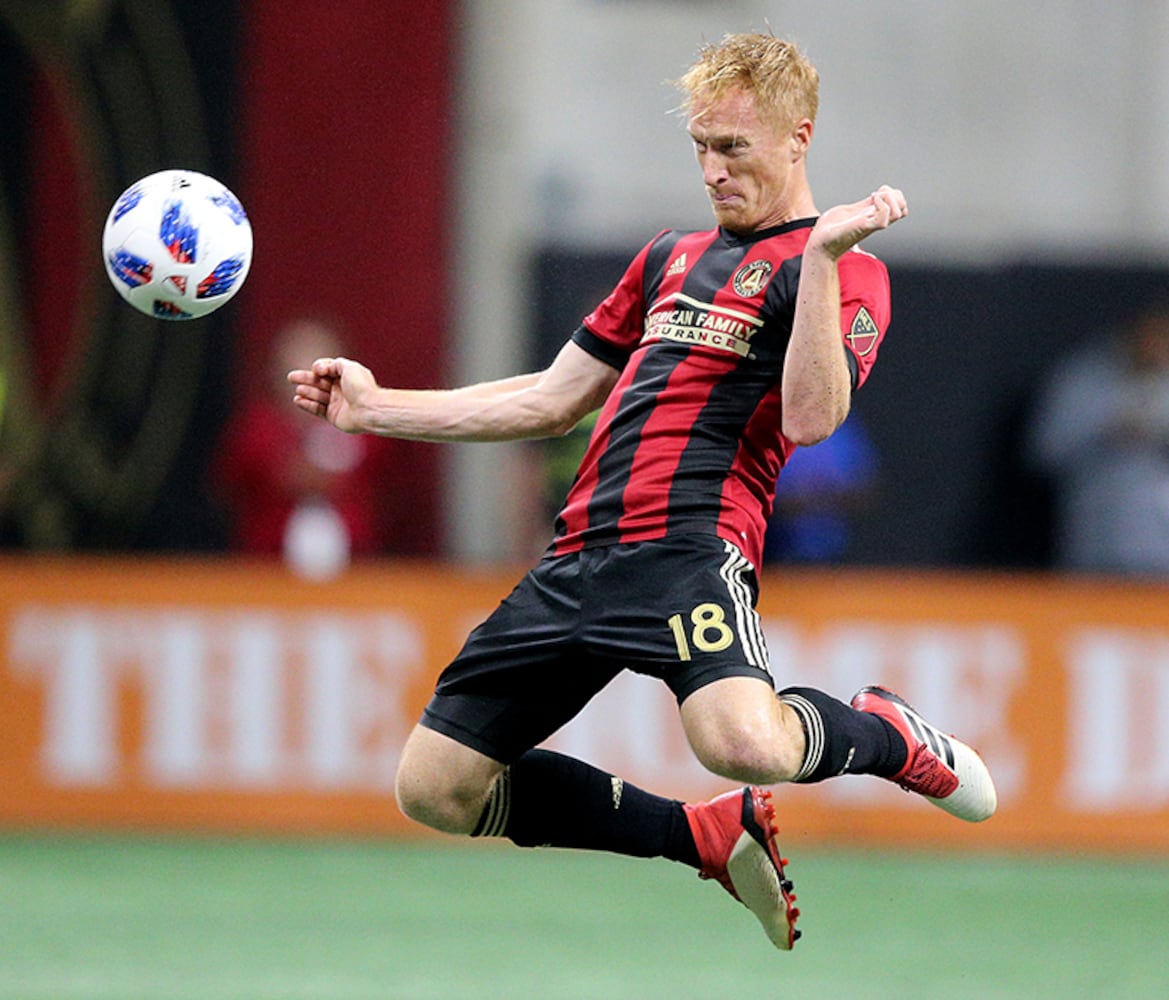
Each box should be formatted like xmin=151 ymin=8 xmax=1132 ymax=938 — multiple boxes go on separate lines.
xmin=287 ymin=339 xmax=619 ymax=442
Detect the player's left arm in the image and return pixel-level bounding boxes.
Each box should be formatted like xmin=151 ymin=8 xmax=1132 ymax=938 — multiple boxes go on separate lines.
xmin=783 ymin=185 xmax=906 ymax=445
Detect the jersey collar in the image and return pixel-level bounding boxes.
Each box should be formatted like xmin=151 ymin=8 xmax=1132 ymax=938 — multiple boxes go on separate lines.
xmin=719 ymin=217 xmax=817 ymax=246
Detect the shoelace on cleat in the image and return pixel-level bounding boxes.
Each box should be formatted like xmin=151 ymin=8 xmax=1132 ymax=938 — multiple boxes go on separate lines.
xmin=896 ymin=742 xmax=959 ymax=798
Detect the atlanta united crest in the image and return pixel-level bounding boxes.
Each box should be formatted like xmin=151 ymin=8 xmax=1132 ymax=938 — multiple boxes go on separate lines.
xmin=732 ymin=259 xmax=774 ymax=297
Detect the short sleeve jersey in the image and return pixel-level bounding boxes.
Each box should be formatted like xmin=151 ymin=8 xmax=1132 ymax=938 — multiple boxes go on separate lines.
xmin=551 ymin=218 xmax=891 ymax=568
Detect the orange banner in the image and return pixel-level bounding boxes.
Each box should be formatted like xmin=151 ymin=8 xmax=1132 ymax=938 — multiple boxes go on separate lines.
xmin=1 ymin=557 xmax=1167 ymax=852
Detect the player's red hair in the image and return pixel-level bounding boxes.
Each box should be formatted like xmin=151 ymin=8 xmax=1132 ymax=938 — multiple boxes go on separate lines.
xmin=676 ymin=33 xmax=819 ymax=131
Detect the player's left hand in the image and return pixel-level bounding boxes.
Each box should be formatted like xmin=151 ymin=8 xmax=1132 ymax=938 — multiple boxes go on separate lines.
xmin=808 ymin=185 xmax=907 ymax=260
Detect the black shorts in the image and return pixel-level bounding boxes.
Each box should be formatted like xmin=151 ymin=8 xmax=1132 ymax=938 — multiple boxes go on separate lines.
xmin=420 ymin=535 xmax=774 ymax=762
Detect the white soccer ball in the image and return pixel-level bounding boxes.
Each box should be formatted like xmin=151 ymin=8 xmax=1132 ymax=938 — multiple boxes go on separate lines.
xmin=101 ymin=169 xmax=253 ymax=320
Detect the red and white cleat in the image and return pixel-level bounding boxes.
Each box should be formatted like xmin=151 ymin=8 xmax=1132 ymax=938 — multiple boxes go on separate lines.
xmin=851 ymin=685 xmax=997 ymax=823
xmin=683 ymin=786 xmax=800 ymax=950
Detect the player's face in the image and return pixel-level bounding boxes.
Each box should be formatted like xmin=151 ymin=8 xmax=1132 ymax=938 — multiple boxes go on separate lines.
xmin=688 ymin=87 xmax=811 ymax=233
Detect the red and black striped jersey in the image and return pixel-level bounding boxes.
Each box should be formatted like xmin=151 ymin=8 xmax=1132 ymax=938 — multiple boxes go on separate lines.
xmin=550 ymin=218 xmax=891 ymax=568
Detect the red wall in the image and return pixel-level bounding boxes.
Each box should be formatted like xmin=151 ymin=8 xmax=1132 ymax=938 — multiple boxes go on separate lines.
xmin=234 ymin=1 xmax=455 ymax=553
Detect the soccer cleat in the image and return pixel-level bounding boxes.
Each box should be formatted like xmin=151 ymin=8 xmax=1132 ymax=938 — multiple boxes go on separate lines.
xmin=851 ymin=685 xmax=997 ymax=823
xmin=683 ymin=786 xmax=800 ymax=950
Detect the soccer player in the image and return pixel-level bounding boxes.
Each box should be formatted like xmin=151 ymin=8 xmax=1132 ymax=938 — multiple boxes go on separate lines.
xmin=288 ymin=33 xmax=996 ymax=950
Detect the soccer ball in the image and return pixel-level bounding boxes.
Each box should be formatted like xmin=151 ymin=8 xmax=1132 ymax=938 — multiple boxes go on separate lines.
xmin=101 ymin=169 xmax=253 ymax=320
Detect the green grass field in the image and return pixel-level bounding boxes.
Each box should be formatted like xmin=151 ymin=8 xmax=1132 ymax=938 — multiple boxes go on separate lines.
xmin=2 ymin=833 xmax=1166 ymax=999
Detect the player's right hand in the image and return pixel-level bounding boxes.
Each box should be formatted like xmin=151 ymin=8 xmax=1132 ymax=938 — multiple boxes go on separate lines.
xmin=287 ymin=356 xmax=373 ymax=434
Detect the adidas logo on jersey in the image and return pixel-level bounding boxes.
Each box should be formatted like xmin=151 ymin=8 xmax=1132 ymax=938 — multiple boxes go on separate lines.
xmin=666 ymin=253 xmax=687 ymax=277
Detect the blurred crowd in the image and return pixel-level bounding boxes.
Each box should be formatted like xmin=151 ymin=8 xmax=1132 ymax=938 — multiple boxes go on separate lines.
xmin=213 ymin=318 xmax=396 ymax=580
xmin=1025 ymin=298 xmax=1169 ymax=579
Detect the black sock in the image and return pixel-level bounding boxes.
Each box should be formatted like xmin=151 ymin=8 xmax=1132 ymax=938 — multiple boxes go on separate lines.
xmin=472 ymin=749 xmax=700 ymax=868
xmin=779 ymin=686 xmax=907 ymax=782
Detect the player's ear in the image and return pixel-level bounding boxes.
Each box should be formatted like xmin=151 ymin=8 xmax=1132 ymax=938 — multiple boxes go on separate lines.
xmin=790 ymin=118 xmax=813 ymax=158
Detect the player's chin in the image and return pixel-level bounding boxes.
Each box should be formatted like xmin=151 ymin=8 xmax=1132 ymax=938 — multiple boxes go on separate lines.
xmin=713 ymin=213 xmax=755 ymax=236
xmin=710 ymin=203 xmax=751 ymax=232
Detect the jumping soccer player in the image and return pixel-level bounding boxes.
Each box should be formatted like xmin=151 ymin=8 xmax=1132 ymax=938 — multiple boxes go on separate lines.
xmin=288 ymin=32 xmax=996 ymax=950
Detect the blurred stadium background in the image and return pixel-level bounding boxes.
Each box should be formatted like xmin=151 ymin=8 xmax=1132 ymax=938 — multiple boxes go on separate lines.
xmin=2 ymin=1 xmax=1168 ymax=997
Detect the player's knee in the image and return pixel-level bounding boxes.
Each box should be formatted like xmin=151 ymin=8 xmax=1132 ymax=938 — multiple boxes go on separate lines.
xmin=692 ymin=734 xmax=796 ymax=784
xmin=394 ymin=725 xmax=505 ymax=835
xmin=681 ymin=677 xmax=807 ymax=784
xmin=687 ymin=715 xmax=804 ymax=784
xmin=394 ymin=762 xmax=488 ymax=835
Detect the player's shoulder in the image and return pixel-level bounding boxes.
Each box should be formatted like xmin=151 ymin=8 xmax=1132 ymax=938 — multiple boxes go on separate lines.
xmin=839 ymin=244 xmax=891 ymax=285
xmin=843 ymin=243 xmax=889 ymax=267
xmin=641 ymin=227 xmax=706 ymax=275
xmin=630 ymin=228 xmax=687 ymax=266
xmin=647 ymin=226 xmax=707 ymax=250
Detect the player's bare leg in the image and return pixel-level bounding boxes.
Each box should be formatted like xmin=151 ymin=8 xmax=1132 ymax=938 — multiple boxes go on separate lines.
xmin=395 ymin=725 xmax=505 ymax=834
xmin=679 ymin=675 xmax=807 ymax=783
